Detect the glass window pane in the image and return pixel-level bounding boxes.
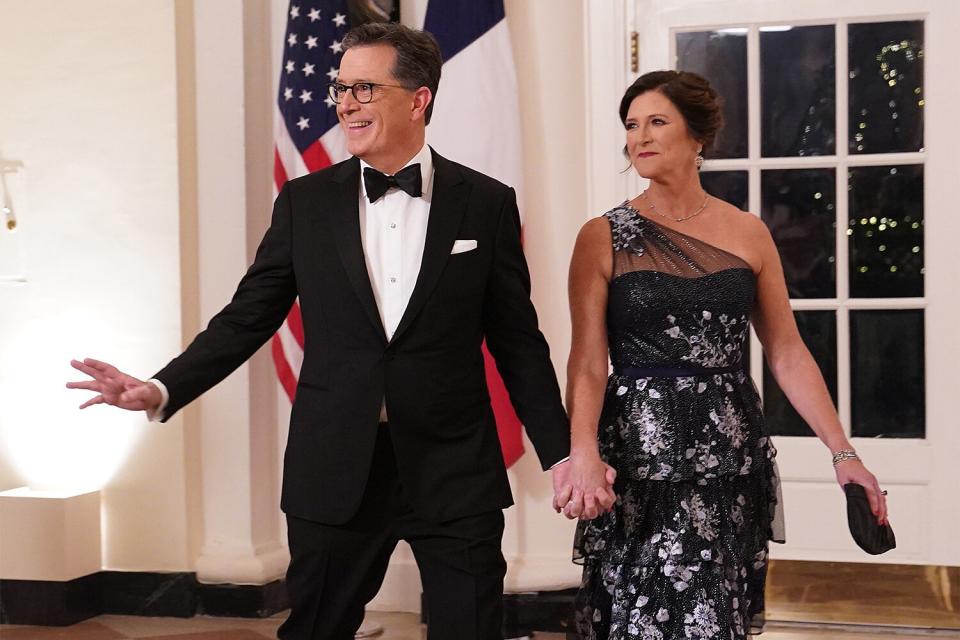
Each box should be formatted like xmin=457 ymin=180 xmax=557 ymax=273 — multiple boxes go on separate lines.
xmin=849 ymin=21 xmax=924 ymax=154
xmin=676 ymin=29 xmax=748 ymax=159
xmin=851 ymin=310 xmax=925 ymax=438
xmin=761 ymin=25 xmax=836 ymax=157
xmin=764 ymin=311 xmax=837 ymax=437
xmin=700 ymin=170 xmax=748 ymax=211
xmin=761 ymin=169 xmax=837 ymax=298
xmin=848 ymin=164 xmax=924 ymax=298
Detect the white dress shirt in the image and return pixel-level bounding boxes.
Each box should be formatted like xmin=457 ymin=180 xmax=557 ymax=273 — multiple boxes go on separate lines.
xmin=359 ymin=143 xmax=433 ymax=343
xmin=360 ymin=144 xmax=433 ymax=421
xmin=149 ymin=144 xmax=434 ymax=423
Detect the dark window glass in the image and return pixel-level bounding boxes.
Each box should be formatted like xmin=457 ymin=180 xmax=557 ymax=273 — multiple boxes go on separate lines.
xmin=761 ymin=169 xmax=837 ymax=298
xmin=761 ymin=25 xmax=836 ymax=157
xmin=700 ymin=171 xmax=748 ymax=211
xmin=849 ymin=21 xmax=924 ymax=154
xmin=764 ymin=311 xmax=837 ymax=437
xmin=851 ymin=310 xmax=925 ymax=438
xmin=848 ymin=165 xmax=924 ymax=298
xmin=676 ymin=30 xmax=748 ymax=159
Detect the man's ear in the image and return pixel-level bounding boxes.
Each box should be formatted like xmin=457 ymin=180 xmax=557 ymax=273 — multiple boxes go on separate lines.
xmin=411 ymin=87 xmax=432 ymax=122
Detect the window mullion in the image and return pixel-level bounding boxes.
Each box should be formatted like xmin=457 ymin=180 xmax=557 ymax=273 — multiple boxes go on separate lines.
xmin=836 ymin=19 xmax=852 ymax=438
xmin=747 ymin=24 xmax=763 ymax=394
xmin=747 ymin=25 xmax=761 ymax=165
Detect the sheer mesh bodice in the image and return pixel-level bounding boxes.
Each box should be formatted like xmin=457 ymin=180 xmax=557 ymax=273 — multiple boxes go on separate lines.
xmin=608 ymin=203 xmax=753 ymax=279
xmin=573 ymin=203 xmax=785 ymax=640
xmin=606 ymin=204 xmax=755 ymax=372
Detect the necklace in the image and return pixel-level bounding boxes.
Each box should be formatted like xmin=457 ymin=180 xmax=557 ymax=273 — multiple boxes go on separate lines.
xmin=639 ymin=191 xmax=710 ymax=222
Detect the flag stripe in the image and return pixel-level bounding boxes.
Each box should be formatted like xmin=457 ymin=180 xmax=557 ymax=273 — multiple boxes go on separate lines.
xmin=482 ymin=341 xmax=525 ymax=467
xmin=274 ymin=109 xmax=310 ymax=179
xmin=302 ymin=139 xmax=333 ymax=173
xmin=277 ymin=316 xmax=305 ymax=374
xmin=272 ymin=335 xmax=298 ymax=402
xmin=286 ymin=300 xmax=305 ymax=348
xmin=274 ymin=147 xmax=289 ymax=191
xmin=425 ymin=1 xmax=504 ymax=62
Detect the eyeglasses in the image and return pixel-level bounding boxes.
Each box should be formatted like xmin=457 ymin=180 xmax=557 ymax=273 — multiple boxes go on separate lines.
xmin=327 ymin=81 xmax=408 ymax=104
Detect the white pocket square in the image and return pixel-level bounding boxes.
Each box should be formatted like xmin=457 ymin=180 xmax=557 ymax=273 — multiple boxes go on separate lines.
xmin=451 ymin=239 xmax=478 ymax=254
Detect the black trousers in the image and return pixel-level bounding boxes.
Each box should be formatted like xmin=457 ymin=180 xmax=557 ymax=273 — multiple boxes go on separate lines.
xmin=277 ymin=425 xmax=507 ymax=640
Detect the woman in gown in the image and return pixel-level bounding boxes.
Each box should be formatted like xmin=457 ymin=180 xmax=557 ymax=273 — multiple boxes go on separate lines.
xmin=559 ymin=70 xmax=888 ymax=639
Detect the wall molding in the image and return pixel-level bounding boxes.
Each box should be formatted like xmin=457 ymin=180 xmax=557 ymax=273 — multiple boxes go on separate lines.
xmin=582 ymin=0 xmax=633 ymax=217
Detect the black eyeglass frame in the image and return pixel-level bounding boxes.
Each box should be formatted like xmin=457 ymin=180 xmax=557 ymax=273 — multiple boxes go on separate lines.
xmin=327 ymin=81 xmax=410 ymax=104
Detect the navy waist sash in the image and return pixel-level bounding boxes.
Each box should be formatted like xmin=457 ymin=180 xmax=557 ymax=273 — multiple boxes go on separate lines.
xmin=614 ymin=364 xmax=742 ymax=378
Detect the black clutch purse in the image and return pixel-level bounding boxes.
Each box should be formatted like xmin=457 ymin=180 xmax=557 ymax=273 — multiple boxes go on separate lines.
xmin=844 ymin=483 xmax=896 ymax=555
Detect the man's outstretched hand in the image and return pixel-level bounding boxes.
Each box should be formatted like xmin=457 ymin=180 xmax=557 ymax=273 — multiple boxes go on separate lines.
xmin=67 ymin=358 xmax=162 ymax=414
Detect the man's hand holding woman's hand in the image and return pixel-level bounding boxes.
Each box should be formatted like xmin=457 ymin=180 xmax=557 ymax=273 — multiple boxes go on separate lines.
xmin=551 ymin=450 xmax=617 ymax=521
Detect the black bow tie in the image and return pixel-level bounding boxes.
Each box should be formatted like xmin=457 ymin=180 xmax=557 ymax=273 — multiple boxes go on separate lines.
xmin=363 ymin=164 xmax=423 ymax=202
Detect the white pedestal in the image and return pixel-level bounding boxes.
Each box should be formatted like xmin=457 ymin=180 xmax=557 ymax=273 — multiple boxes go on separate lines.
xmin=0 ymin=487 xmax=101 ymax=580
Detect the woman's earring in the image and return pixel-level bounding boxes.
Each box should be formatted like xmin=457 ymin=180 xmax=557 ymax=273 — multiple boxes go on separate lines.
xmin=695 ymin=153 xmax=705 ymax=169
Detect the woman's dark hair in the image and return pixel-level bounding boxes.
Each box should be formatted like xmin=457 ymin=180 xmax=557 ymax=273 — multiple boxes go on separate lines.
xmin=342 ymin=23 xmax=443 ymax=125
xmin=619 ymin=70 xmax=723 ymax=152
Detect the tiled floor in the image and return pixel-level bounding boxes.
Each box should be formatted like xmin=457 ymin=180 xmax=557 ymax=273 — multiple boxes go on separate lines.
xmin=2 ymin=611 xmax=959 ymax=640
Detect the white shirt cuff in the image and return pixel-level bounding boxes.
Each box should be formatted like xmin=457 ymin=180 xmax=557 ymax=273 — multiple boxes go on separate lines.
xmin=549 ymin=456 xmax=570 ymax=469
xmin=146 ymin=378 xmax=169 ymax=422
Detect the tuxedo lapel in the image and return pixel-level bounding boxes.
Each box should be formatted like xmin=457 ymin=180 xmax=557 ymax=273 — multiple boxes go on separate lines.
xmin=389 ymin=152 xmax=470 ymax=346
xmin=329 ymin=158 xmax=387 ymax=344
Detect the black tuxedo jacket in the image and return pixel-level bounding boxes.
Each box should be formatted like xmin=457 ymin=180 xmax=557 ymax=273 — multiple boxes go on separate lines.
xmin=154 ymin=149 xmax=570 ymax=524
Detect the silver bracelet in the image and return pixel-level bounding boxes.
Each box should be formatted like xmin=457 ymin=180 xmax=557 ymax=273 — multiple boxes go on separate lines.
xmin=832 ymin=449 xmax=860 ymax=466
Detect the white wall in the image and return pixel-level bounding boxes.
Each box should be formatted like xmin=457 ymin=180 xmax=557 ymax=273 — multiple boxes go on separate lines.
xmin=0 ymin=0 xmax=190 ymax=571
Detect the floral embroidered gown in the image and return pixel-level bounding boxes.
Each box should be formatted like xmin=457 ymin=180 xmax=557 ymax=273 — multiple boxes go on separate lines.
xmin=573 ymin=204 xmax=786 ymax=640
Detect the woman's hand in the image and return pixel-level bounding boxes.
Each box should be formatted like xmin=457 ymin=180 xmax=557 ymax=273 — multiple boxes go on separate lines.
xmin=552 ymin=451 xmax=617 ymax=520
xmin=835 ymin=458 xmax=888 ymax=525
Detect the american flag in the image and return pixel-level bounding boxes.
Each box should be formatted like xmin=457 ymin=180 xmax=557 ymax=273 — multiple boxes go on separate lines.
xmin=271 ymin=0 xmax=528 ymax=467
xmin=271 ymin=1 xmax=352 ymax=399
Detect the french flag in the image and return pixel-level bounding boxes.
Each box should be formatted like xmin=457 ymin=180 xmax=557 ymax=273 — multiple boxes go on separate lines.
xmin=424 ymin=0 xmax=528 ymax=468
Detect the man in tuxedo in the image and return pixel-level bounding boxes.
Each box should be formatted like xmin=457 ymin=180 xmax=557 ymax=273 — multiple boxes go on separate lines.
xmin=68 ymin=22 xmax=615 ymax=639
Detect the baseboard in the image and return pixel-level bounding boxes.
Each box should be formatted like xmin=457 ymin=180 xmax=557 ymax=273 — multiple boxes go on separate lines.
xmin=197 ymin=579 xmax=288 ymax=618
xmin=0 ymin=574 xmax=101 ymax=626
xmin=502 ymin=589 xmax=577 ymax=635
xmin=0 ymin=572 xmax=289 ymax=626
xmin=100 ymin=571 xmax=197 ymax=618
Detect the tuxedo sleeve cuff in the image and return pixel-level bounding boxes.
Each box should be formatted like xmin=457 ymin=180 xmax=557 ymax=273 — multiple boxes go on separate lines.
xmin=549 ymin=456 xmax=570 ymax=470
xmin=146 ymin=378 xmax=169 ymax=422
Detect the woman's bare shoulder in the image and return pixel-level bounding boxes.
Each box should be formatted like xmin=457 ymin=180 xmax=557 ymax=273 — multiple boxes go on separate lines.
xmin=572 ymin=214 xmax=613 ymax=250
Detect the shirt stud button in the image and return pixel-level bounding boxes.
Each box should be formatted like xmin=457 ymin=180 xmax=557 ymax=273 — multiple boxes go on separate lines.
xmin=389 ymin=223 xmax=397 ymax=229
